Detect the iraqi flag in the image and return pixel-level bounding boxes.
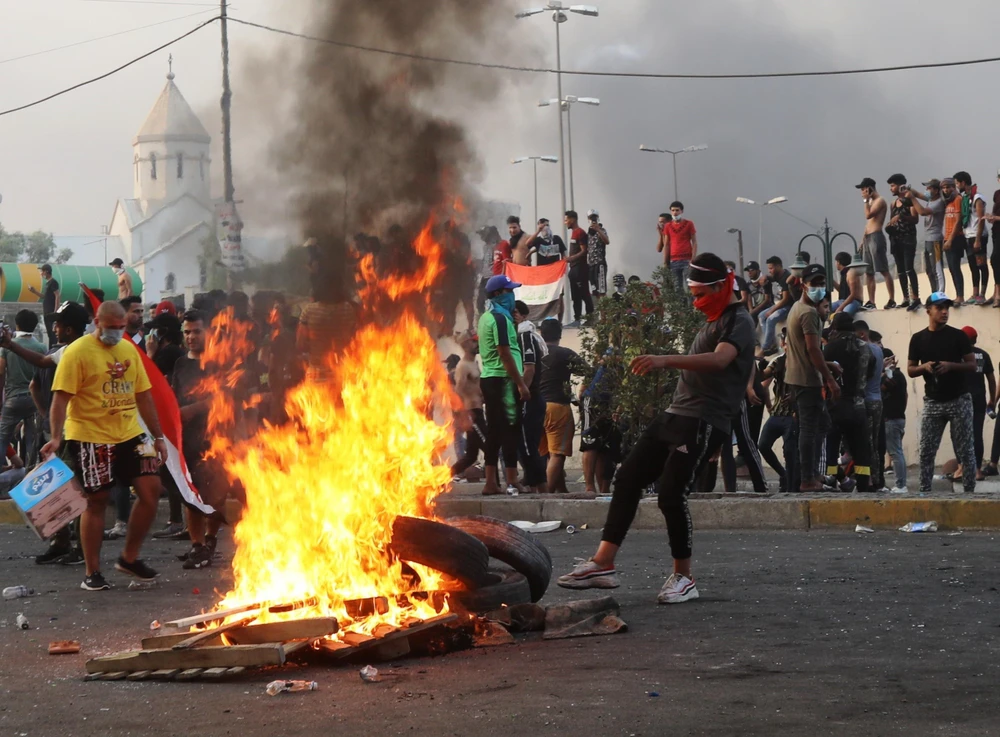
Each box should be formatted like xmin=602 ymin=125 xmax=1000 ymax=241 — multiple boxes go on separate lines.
xmin=79 ymin=284 xmax=216 ymax=516
xmin=504 ymin=261 xmax=568 ymax=323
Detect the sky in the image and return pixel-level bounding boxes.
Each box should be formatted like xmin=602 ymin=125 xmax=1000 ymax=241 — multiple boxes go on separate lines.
xmin=2 ymin=0 xmax=1000 ymax=278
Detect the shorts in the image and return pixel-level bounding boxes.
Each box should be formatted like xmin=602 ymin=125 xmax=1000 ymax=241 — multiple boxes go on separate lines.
xmin=187 ymin=456 xmax=232 ymax=510
xmin=540 ymin=402 xmax=575 ymax=457
xmin=67 ymin=434 xmax=159 ymax=494
xmin=589 ymin=262 xmax=608 ymax=294
xmin=861 ymin=232 xmax=889 ymax=275
xmin=579 ymin=397 xmax=623 ymax=458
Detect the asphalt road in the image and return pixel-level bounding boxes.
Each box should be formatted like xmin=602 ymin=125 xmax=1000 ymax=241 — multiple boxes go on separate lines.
xmin=1 ymin=524 xmax=999 ymax=737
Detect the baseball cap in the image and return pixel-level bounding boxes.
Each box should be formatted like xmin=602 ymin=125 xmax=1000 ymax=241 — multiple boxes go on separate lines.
xmin=744 ymin=260 xmax=761 ymax=272
xmin=485 ymin=274 xmax=522 ymax=295
xmin=922 ymin=178 xmax=941 ymax=188
xmin=887 ymin=173 xmax=907 ymax=185
xmin=940 ymin=177 xmax=955 ymax=187
xmin=961 ymin=326 xmax=978 ymax=342
xmin=801 ymin=263 xmax=826 ymax=283
xmin=586 ymin=209 xmax=600 ymax=219
xmin=109 ymin=258 xmax=124 ymax=268
xmin=154 ymin=300 xmax=177 ymax=317
xmin=39 ymin=263 xmax=52 ymax=274
xmin=855 ymin=177 xmax=877 ymax=189
xmin=925 ymin=291 xmax=954 ymax=308
xmin=51 ymin=301 xmax=90 ymax=334
xmin=830 ymin=312 xmax=854 ymax=332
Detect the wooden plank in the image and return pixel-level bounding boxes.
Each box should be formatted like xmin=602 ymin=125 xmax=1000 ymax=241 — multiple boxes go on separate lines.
xmin=224 ymin=667 xmax=246 ymax=677
xmin=163 ymin=603 xmax=263 ymax=630
xmin=83 ymin=672 xmax=103 ymax=682
xmin=372 ymin=623 xmax=395 ymax=639
xmin=370 ymin=637 xmax=411 ymax=662
xmin=86 ymin=644 xmax=287 ymax=674
xmin=224 ymin=617 xmax=338 ymax=646
xmin=150 ymin=669 xmax=181 ymax=680
xmin=176 ymin=668 xmax=205 ymax=681
xmin=315 ymin=640 xmax=352 ymax=655
xmin=201 ymin=667 xmax=228 ymax=679
xmin=325 ymin=614 xmax=459 ymax=662
xmin=142 ymin=632 xmax=223 ymax=650
xmin=172 ymin=614 xmax=258 ymax=650
xmin=100 ymin=672 xmax=128 ymax=681
xmin=126 ymin=671 xmax=153 ymax=682
xmin=342 ymin=632 xmax=375 ymax=647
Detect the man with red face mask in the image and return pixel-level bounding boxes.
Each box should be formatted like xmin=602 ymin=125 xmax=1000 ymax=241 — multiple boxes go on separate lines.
xmin=557 ymin=253 xmax=755 ymax=605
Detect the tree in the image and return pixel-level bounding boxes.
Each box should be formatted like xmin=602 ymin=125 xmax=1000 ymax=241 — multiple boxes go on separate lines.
xmin=578 ymin=267 xmax=705 ymax=451
xmin=0 ymin=223 xmax=72 ymax=264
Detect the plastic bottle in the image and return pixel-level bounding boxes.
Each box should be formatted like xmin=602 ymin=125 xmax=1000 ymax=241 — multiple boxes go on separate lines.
xmin=2 ymin=586 xmax=33 ymax=600
xmin=265 ymin=680 xmax=318 ymax=696
xmin=16 ymin=613 xmax=29 ymax=630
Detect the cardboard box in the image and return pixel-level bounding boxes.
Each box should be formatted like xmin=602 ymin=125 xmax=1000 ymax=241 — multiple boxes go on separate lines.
xmin=9 ymin=458 xmax=87 ymax=539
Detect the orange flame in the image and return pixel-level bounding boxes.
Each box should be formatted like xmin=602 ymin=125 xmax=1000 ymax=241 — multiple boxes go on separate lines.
xmin=199 ymin=214 xmax=457 ymax=633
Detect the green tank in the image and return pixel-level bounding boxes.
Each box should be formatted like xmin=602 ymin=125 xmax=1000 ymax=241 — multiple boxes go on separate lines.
xmin=0 ymin=264 xmax=143 ymax=304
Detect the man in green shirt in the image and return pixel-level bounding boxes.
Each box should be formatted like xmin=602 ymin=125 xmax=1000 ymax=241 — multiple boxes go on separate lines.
xmin=477 ymin=275 xmax=530 ymax=496
xmin=0 ymin=310 xmax=47 ymax=462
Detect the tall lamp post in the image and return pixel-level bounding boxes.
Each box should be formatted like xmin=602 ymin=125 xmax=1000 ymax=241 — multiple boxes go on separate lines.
xmin=736 ymin=195 xmax=788 ymax=266
xmin=516 ymin=2 xmax=599 ymax=231
xmin=539 ymin=95 xmax=599 ymax=209
xmin=638 ymin=144 xmax=708 ymax=201
xmin=512 ymin=155 xmax=560 ymax=225
xmin=726 ymin=227 xmax=745 ymax=273
xmin=798 ymin=219 xmax=858 ymax=284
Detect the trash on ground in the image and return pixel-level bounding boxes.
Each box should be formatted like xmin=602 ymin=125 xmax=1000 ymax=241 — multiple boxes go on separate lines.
xmin=507 ymin=520 xmax=562 ymax=533
xmin=15 ymin=613 xmax=29 ymax=630
xmin=359 ymin=665 xmax=380 ymax=683
xmin=48 ymin=640 xmax=81 ymax=655
xmin=473 ymin=620 xmax=515 ymax=648
xmin=149 ymin=620 xmax=161 ymax=631
xmin=2 ymin=586 xmax=33 ymax=600
xmin=127 ymin=580 xmax=159 ymax=591
xmin=899 ymin=521 xmax=939 ymax=533
xmin=543 ymin=596 xmax=628 ymax=640
xmin=565 ymin=525 xmax=576 ymax=535
xmin=265 ymin=680 xmax=318 ymax=696
xmin=648 ymin=691 xmax=660 ymax=697
xmin=855 ymin=525 xmax=875 ymax=534
xmin=579 ymin=524 xmax=589 ymax=530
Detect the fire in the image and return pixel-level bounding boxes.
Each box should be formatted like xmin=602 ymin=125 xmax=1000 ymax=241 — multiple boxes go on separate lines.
xmin=198 ymin=215 xmax=459 ymax=635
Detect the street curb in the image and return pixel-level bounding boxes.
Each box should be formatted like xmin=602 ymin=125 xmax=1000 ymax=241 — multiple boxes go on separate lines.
xmin=808 ymin=498 xmax=1000 ymax=530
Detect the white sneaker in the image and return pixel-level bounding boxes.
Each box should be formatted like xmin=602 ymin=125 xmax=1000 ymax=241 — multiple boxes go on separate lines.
xmin=103 ymin=521 xmax=127 ymax=540
xmin=657 ymin=573 xmax=699 ymax=604
xmin=556 ymin=559 xmax=620 ymax=590
xmin=890 ymin=486 xmax=908 ymax=494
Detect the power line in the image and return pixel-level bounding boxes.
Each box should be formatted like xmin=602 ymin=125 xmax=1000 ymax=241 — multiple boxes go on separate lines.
xmin=228 ymin=16 xmax=1000 ymax=81
xmin=773 ymin=205 xmax=823 ymax=232
xmin=0 ymin=8 xmax=219 ymax=66
xmin=0 ymin=17 xmax=219 ymax=118
xmin=80 ymin=1 xmax=219 ymax=6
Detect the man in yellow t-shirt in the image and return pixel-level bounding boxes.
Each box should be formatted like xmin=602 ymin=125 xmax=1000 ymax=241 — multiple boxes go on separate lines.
xmin=42 ymin=302 xmax=168 ymax=592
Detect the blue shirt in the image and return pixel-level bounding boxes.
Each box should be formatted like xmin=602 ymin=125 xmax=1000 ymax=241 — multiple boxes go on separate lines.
xmin=865 ymin=341 xmax=884 ymax=402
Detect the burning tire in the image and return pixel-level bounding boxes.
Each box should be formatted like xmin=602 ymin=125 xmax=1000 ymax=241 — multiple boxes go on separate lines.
xmin=445 ymin=516 xmax=553 ymax=602
xmin=448 ymin=571 xmax=532 ymax=614
xmin=390 ymin=516 xmax=494 ymax=590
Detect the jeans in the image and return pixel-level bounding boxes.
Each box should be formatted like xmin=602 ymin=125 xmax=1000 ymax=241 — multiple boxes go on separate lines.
xmin=919 ymin=393 xmax=976 ymax=493
xmin=865 ymin=399 xmax=884 ymax=489
xmin=968 ymin=232 xmax=990 ymax=296
xmin=889 ymin=235 xmax=919 ymax=302
xmin=885 ymin=418 xmax=907 ymax=488
xmin=944 ymin=234 xmax=966 ymax=299
xmin=518 ymin=399 xmax=548 ymax=487
xmin=792 ymin=385 xmax=830 ymax=486
xmin=720 ymin=401 xmax=768 ymax=493
xmin=758 ymin=415 xmax=797 ymax=490
xmin=669 ymin=260 xmax=690 ymax=293
xmin=826 ymin=400 xmax=872 ymax=493
xmin=602 ymin=413 xmax=726 ymax=559
xmin=831 ymin=299 xmax=861 ymax=316
xmin=569 ymin=267 xmax=593 ymax=321
xmin=0 ymin=394 xmax=37 ymax=462
xmin=761 ymin=306 xmax=790 ymax=351
xmin=972 ymin=394 xmax=987 ymax=468
xmin=923 ymin=240 xmax=945 ymax=294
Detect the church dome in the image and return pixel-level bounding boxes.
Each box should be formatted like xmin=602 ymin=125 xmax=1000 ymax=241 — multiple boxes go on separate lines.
xmin=133 ymin=69 xmax=211 ymax=146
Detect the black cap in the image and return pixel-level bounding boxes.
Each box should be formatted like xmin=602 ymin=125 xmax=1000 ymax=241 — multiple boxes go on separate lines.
xmin=744 ymin=260 xmax=761 ymax=272
xmin=109 ymin=258 xmax=124 ymax=267
xmin=801 ymin=263 xmax=826 ymax=283
xmin=50 ymin=301 xmax=90 ymax=334
xmin=830 ymin=312 xmax=854 ymax=332
xmin=887 ymin=173 xmax=907 ymax=185
xmin=855 ymin=177 xmax=877 ymax=189
xmin=39 ymin=263 xmax=52 ymax=274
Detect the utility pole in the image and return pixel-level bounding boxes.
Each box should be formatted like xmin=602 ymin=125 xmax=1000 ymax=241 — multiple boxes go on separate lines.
xmin=220 ymin=0 xmax=234 ymax=204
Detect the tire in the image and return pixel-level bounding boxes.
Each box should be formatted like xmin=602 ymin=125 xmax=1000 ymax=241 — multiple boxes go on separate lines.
xmin=390 ymin=516 xmax=494 ymax=590
xmin=446 ymin=516 xmax=553 ymax=602
xmin=448 ymin=571 xmax=532 ymax=614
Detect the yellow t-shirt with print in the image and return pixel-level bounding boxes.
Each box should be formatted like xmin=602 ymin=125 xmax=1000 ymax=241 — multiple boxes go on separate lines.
xmin=52 ymin=334 xmax=152 ymax=444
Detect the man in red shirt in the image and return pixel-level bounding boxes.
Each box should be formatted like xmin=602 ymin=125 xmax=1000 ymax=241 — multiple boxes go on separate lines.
xmin=659 ymin=201 xmax=698 ymax=292
xmin=476 ymin=226 xmax=512 ymax=317
xmin=565 ymin=210 xmax=593 ymax=326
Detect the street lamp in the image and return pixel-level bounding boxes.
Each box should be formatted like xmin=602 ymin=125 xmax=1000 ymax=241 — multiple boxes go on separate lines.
xmin=736 ymin=195 xmax=788 ymax=266
xmin=512 ymin=155 xmax=560 ymax=225
xmin=517 ymin=2 xmax=599 ymax=232
xmin=539 ymin=95 xmax=599 ymax=209
xmin=638 ymin=144 xmax=708 ymax=201
xmin=726 ymin=227 xmax=745 ymax=273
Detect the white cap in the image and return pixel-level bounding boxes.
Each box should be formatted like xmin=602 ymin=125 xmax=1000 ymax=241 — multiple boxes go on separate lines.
xmin=586 ymin=209 xmax=599 ymax=218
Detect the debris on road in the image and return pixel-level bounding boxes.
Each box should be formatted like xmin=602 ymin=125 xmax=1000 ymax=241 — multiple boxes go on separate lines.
xmin=899 ymin=521 xmax=939 ymax=533
xmin=3 ymin=585 xmax=33 ymax=600
xmin=266 ymin=680 xmax=317 ymax=696
xmin=16 ymin=613 xmax=29 ymax=630
xmin=359 ymin=665 xmax=380 ymax=683
xmin=543 ymin=596 xmax=628 ymax=640
xmin=48 ymin=641 xmax=81 ymax=655
xmin=127 ymin=581 xmax=159 ymax=591
xmin=855 ymin=525 xmax=875 ymax=534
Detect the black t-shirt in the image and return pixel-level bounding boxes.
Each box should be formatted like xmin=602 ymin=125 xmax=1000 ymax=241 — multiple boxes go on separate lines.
xmin=823 ymin=334 xmax=872 ymax=402
xmin=535 ymin=236 xmax=566 ymax=266
xmin=43 ymin=278 xmax=59 ymax=315
xmin=517 ymin=330 xmax=545 ymax=400
xmin=171 ymin=355 xmax=209 ymax=465
xmin=968 ymin=347 xmax=995 ymax=400
xmin=882 ymin=364 xmax=908 ymax=420
xmin=540 ymin=345 xmax=585 ymax=404
xmin=734 ymin=275 xmax=749 ymax=300
xmin=907 ymin=326 xmax=974 ymax=402
xmin=768 ymin=270 xmax=790 ymax=305
xmin=153 ymin=342 xmax=185 ymax=384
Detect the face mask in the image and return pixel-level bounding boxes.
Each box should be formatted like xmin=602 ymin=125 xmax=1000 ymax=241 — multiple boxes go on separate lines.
xmin=925 ymin=190 xmax=931 ymax=200
xmin=692 ymin=272 xmax=735 ymax=321
xmin=99 ymin=328 xmax=125 ymax=346
xmin=673 ymin=214 xmax=684 ymax=222
xmin=113 ymin=267 xmax=124 ymax=275
xmin=807 ymin=287 xmax=826 ymax=303
xmin=491 ymin=292 xmax=516 ymax=316
xmin=542 ymin=226 xmax=552 ymax=240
